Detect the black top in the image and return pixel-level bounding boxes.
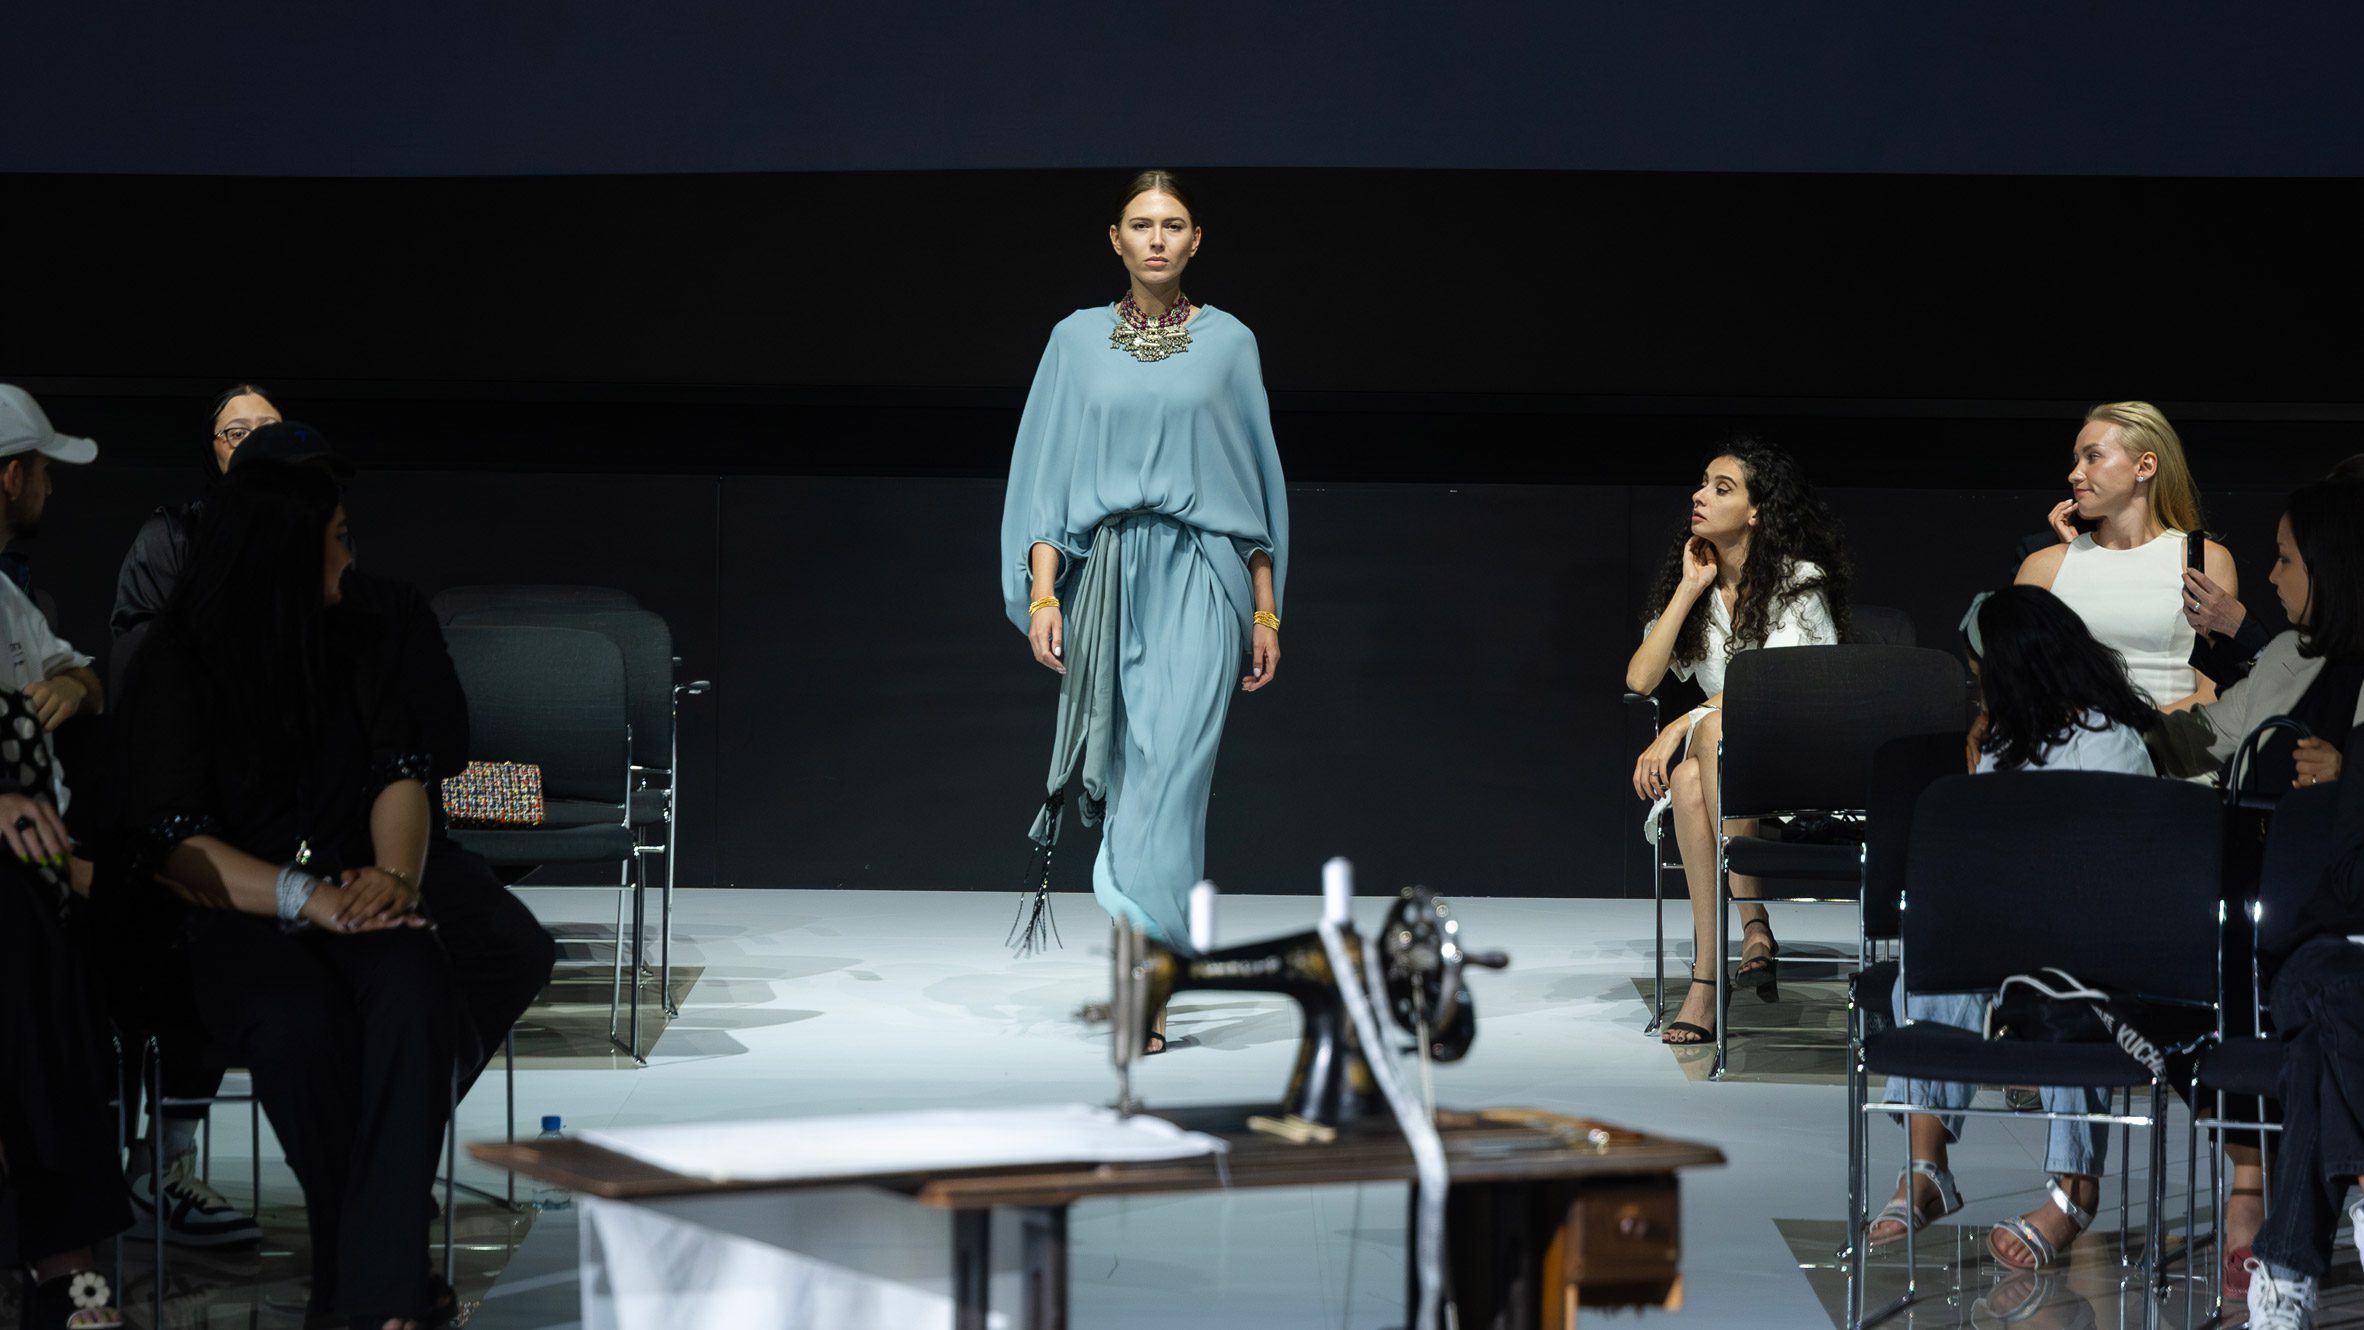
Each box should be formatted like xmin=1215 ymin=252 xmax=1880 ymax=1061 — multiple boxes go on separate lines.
xmin=2191 ymin=615 xmax=2277 ymax=691
xmin=2284 ymin=725 xmax=2364 ymax=953
xmin=110 ymin=497 xmax=469 ymax=798
xmin=112 ymin=610 xmax=434 ymax=880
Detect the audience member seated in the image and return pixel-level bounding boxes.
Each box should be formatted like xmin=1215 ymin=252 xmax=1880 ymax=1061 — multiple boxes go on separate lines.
xmin=2149 ymin=476 xmax=2364 ymax=792
xmin=0 ymin=387 xmax=107 ymax=804
xmin=2147 ymin=474 xmax=2364 ymax=1288
xmin=109 ymin=382 xmax=279 ymax=675
xmin=98 ymin=451 xmax=466 ymax=1330
xmin=2016 ymin=400 xmax=2233 ymax=713
xmin=104 ymin=409 xmax=555 ymax=1253
xmin=1625 ymin=437 xmax=1850 ymax=1046
xmin=1868 ymin=585 xmax=2157 ymax=1268
xmin=2241 ymin=737 xmax=2364 ymax=1330
xmin=4 ymin=751 xmax=130 ymax=1330
xmin=2181 ymin=453 xmax=2364 ymax=691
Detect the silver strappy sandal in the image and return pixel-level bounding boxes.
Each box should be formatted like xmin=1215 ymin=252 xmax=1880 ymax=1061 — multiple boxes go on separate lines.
xmin=1867 ymin=1158 xmax=1964 ymax=1251
xmin=1988 ymin=1175 xmax=2094 ymax=1270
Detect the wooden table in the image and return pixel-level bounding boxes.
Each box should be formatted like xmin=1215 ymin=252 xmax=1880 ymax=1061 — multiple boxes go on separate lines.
xmin=472 ymin=1103 xmax=1723 ymax=1330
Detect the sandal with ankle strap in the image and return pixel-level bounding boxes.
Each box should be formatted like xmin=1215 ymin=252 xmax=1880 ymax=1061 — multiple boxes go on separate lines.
xmin=1989 ymin=1175 xmax=2095 ymax=1270
xmin=1734 ymin=918 xmax=1780 ymax=1001
xmin=1866 ymin=1158 xmax=1963 ymax=1251
xmin=28 ymin=1268 xmax=125 ymax=1330
xmin=1658 ymin=973 xmax=1734 ymax=1047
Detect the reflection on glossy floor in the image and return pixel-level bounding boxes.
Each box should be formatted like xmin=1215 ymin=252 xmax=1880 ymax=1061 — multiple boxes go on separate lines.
xmin=28 ymin=889 xmax=2364 ymax=1328
xmin=1779 ymin=1213 xmax=2364 ymax=1329
xmin=1632 ymin=944 xmax=1861 ymax=1086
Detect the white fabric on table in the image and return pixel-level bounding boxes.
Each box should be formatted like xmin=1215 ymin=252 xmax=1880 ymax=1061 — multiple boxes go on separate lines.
xmin=577 ymin=1103 xmax=1224 ymax=1182
xmin=581 ymin=1188 xmax=1012 ymax=1330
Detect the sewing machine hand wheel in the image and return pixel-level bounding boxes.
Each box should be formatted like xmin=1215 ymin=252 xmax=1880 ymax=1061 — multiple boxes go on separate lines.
xmin=1382 ymin=886 xmax=1509 ymax=1062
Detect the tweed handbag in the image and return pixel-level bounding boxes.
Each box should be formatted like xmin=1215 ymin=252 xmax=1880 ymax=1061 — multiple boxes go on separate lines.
xmin=441 ymin=760 xmax=545 ymax=827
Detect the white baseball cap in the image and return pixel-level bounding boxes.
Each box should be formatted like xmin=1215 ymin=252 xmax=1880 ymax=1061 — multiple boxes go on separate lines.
xmin=0 ymin=385 xmax=99 ymax=464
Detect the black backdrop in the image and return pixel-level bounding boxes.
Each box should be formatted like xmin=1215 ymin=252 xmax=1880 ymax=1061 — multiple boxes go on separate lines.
xmin=6 ymin=166 xmax=2355 ymax=896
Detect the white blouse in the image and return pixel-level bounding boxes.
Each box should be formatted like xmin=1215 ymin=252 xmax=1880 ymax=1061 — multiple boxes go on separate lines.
xmin=1645 ymin=560 xmax=1840 ymax=698
xmin=1638 ymin=562 xmax=1839 ymax=840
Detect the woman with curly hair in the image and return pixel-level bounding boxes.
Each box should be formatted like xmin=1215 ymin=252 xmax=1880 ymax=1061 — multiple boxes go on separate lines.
xmin=1626 ymin=438 xmax=1851 ymax=1045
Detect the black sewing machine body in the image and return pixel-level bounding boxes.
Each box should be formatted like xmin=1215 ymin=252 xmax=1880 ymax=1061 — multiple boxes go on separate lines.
xmin=1137 ymin=928 xmax=1382 ymax=1127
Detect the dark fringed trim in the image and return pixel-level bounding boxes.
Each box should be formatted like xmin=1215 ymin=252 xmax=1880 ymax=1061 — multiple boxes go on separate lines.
xmin=1009 ymin=792 xmax=1066 ymax=956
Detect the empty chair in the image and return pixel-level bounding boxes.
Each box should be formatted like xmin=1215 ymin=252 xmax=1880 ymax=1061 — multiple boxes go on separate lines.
xmin=1704 ymin=644 xmax=1969 ymax=1076
xmin=1851 ymin=772 xmax=2224 ymax=1330
xmin=443 ymin=624 xmax=648 ymax=1060
xmin=2185 ymin=777 xmax=2348 ymax=1317
xmin=1847 ymin=604 xmax=1917 ymax=647
xmin=448 ymin=606 xmax=711 ymax=1017
xmin=430 ymin=583 xmax=639 ymax=625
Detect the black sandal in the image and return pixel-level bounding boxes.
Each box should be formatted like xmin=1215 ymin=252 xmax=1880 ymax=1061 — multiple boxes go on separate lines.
xmin=29 ymin=1269 xmax=124 ymax=1330
xmin=1658 ymin=974 xmax=1733 ymax=1047
xmin=1734 ymin=918 xmax=1780 ymax=1001
xmin=1143 ymin=1030 xmax=1168 ymax=1056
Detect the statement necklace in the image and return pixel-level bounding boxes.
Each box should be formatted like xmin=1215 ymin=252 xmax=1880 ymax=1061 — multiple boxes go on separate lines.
xmin=1109 ymin=292 xmax=1194 ymax=362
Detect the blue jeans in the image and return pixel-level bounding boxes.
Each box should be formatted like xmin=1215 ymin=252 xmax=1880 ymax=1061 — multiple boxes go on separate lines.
xmin=1888 ymin=974 xmax=2111 ymax=1176
xmin=2252 ymin=937 xmax=2364 ymax=1279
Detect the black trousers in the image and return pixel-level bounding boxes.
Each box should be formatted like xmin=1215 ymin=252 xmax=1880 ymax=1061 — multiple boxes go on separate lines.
xmin=111 ymin=835 xmax=554 ymax=1147
xmin=185 ymin=911 xmax=460 ymax=1320
xmin=418 ymin=836 xmax=558 ymax=1095
xmin=2252 ymin=936 xmax=2364 ymax=1279
xmin=1 ymin=870 xmax=133 ymax=1264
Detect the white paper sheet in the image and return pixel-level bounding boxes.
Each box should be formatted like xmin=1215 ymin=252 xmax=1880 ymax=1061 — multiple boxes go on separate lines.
xmin=577 ymin=1103 xmax=1223 ymax=1183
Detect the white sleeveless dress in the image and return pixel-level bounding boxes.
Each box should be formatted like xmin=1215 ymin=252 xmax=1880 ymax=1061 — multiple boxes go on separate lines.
xmin=2047 ymin=531 xmax=2197 ymax=706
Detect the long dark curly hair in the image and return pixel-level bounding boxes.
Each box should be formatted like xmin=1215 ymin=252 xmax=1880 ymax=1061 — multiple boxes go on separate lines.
xmin=1644 ymin=436 xmax=1853 ymax=671
xmin=1972 ymin=585 xmax=2159 ymax=771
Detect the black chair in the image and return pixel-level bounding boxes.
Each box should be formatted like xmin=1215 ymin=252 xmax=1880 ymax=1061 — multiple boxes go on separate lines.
xmin=1624 ymin=686 xmax=1696 ymax=1032
xmin=1840 ymin=732 xmax=1965 ymax=1306
xmin=2183 ymin=777 xmax=2346 ymax=1318
xmin=1631 ymin=609 xmax=1918 ymax=1031
xmin=1707 ymin=645 xmax=1968 ymax=1076
xmin=1851 ymin=772 xmax=2225 ymax=1330
xmin=430 ymin=583 xmax=639 ymax=625
xmin=1848 ymin=604 xmax=1918 ymax=648
xmin=450 ymin=606 xmax=712 ymax=1020
xmin=444 ymin=624 xmax=647 ymax=1060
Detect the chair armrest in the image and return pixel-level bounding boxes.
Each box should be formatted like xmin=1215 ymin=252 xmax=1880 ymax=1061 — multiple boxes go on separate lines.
xmin=674 ymin=680 xmax=713 ymax=700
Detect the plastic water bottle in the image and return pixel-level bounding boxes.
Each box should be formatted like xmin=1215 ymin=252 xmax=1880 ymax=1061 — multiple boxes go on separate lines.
xmin=530 ymin=1115 xmax=573 ymax=1212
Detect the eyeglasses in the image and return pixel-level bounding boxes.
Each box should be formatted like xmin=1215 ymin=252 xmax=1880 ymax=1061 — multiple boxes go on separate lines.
xmin=213 ymin=419 xmax=280 ymax=446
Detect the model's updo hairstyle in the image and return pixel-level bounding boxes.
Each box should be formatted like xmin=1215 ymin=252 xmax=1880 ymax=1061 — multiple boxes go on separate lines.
xmin=2084 ymin=400 xmax=2205 ymax=536
xmin=1116 ymin=170 xmax=1197 ymax=227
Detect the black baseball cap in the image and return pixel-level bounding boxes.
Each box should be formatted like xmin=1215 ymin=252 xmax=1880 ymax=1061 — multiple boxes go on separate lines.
xmin=225 ymin=421 xmax=355 ymax=478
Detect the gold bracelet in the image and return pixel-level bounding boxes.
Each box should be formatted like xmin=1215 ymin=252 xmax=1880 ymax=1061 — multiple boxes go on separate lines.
xmin=375 ymin=864 xmax=417 ymax=888
xmin=1029 ymin=596 xmax=1061 ymax=615
xmin=1253 ymin=610 xmax=1281 ymax=632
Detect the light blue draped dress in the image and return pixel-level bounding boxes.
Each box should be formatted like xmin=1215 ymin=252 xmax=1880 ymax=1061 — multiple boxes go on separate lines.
xmin=1000 ymin=304 xmax=1290 ymax=950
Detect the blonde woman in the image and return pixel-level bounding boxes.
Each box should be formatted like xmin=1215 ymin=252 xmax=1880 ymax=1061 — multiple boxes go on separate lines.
xmin=2015 ymin=401 xmax=2234 ymax=713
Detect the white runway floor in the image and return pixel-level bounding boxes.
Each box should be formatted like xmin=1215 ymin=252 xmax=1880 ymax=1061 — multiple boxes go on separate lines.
xmin=205 ymin=886 xmax=2356 ymax=1329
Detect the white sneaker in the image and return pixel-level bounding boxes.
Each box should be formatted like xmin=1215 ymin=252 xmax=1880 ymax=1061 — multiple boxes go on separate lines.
xmin=2246 ymin=1257 xmax=2317 ymax=1330
xmin=128 ymin=1153 xmax=263 ymax=1248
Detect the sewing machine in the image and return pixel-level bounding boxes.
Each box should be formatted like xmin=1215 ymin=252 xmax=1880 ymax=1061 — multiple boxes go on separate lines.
xmin=1110 ymin=881 xmax=1508 ymax=1126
